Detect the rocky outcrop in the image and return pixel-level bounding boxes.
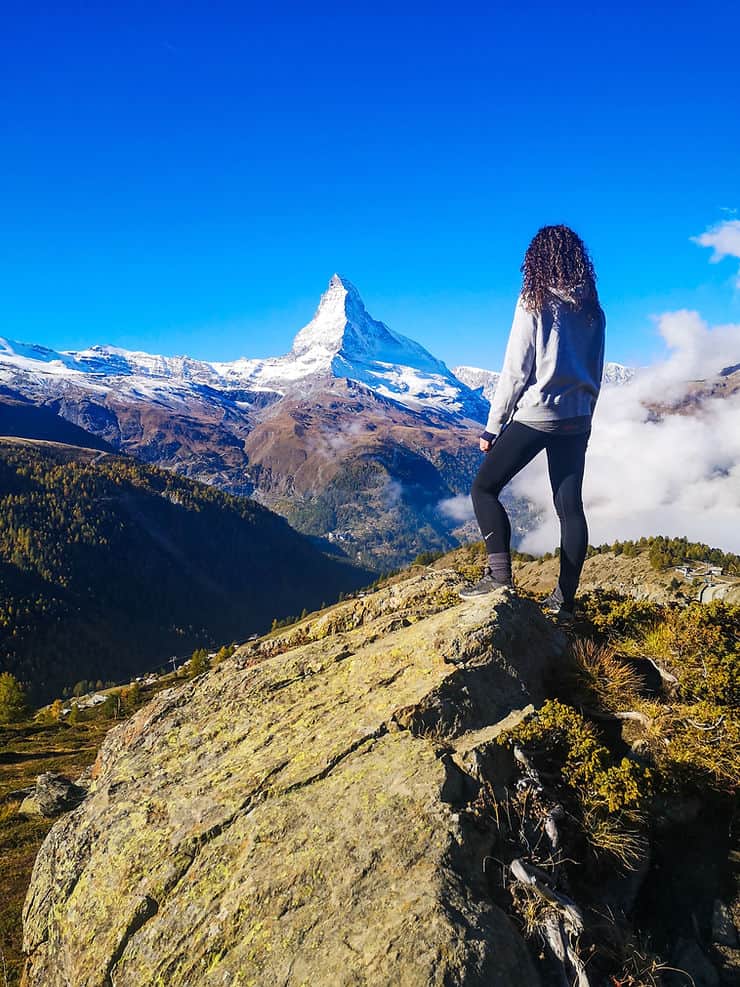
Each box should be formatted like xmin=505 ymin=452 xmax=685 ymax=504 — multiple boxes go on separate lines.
xmin=22 ymin=568 xmax=566 ymax=986
xmin=18 ymin=772 xmax=87 ymax=818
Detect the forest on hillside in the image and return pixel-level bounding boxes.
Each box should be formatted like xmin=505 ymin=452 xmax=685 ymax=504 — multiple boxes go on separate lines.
xmin=0 ymin=441 xmax=370 ymax=702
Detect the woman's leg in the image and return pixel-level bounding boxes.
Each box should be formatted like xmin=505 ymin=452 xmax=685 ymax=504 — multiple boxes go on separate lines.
xmin=545 ymin=431 xmax=590 ymax=610
xmin=471 ymin=423 xmax=548 ymax=573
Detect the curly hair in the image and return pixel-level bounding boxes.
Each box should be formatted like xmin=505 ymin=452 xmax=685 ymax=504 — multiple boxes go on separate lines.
xmin=520 ymin=225 xmax=599 ymax=315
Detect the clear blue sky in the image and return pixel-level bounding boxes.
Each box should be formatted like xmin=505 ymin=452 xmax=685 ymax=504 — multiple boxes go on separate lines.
xmin=2 ymin=1 xmax=739 ymax=369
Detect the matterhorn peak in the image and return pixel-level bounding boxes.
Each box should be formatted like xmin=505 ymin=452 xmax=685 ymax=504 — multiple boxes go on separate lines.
xmin=327 ymin=272 xmax=356 ymax=292
xmin=291 ymin=274 xmax=370 ymax=358
xmin=317 ymin=273 xmax=367 ymax=322
xmin=271 ymin=275 xmax=485 ymax=419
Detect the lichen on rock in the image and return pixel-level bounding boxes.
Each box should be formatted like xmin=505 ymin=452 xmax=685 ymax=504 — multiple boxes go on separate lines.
xmin=22 ymin=569 xmax=566 ymax=986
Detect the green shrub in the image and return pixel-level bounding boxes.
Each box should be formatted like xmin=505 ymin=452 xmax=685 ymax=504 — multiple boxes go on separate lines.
xmin=188 ymin=648 xmax=210 ymax=678
xmin=578 ymin=596 xmax=739 ymax=792
xmin=578 ymin=591 xmax=663 ymax=640
xmin=621 ymin=602 xmax=739 ymax=706
xmin=412 ymin=550 xmax=445 ymax=566
xmin=0 ymin=672 xmax=30 ymax=723
xmin=501 ymin=700 xmax=652 ymax=816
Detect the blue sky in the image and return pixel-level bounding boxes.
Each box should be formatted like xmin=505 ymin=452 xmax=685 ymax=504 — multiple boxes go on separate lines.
xmin=2 ymin=1 xmax=739 ymax=370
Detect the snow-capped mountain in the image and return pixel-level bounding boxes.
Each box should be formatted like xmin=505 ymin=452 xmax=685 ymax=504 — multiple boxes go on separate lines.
xmin=0 ymin=277 xmax=494 ymax=568
xmin=0 ymin=277 xmax=638 ymax=421
xmin=0 ymin=275 xmax=486 ymax=422
xmin=205 ymin=274 xmax=488 ymax=419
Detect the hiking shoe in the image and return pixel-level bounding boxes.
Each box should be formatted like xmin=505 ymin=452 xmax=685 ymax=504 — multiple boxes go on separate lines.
xmin=459 ymin=568 xmax=513 ymax=599
xmin=540 ymin=591 xmax=574 ymax=625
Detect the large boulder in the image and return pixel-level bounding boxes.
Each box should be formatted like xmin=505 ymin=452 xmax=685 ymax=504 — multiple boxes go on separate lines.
xmin=22 ymin=570 xmax=565 ymax=986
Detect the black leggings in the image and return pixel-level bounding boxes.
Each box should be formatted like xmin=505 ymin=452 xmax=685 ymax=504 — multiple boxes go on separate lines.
xmin=471 ymin=421 xmax=590 ymax=608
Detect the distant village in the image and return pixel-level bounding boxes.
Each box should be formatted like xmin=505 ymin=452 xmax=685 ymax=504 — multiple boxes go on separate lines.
xmin=671 ymin=558 xmax=740 ymax=604
xmin=673 ymin=560 xmax=725 ymax=582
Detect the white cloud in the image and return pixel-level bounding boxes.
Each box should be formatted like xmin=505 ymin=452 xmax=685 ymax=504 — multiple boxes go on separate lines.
xmin=692 ymin=219 xmax=740 ymax=286
xmin=641 ymin=309 xmax=740 ymax=384
xmin=438 ymin=494 xmax=475 ymax=523
xmin=511 ymin=310 xmax=740 ymax=555
xmin=384 ymin=479 xmax=404 ymax=508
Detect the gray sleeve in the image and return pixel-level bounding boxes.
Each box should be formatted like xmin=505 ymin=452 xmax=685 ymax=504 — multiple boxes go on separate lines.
xmin=592 ymin=308 xmax=606 ymax=410
xmin=485 ymin=297 xmax=537 ymax=434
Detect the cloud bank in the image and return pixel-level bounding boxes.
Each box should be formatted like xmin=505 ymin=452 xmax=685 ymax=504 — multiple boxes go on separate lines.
xmin=510 ymin=310 xmax=740 ymax=555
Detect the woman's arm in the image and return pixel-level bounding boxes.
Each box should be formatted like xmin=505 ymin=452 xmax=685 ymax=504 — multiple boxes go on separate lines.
xmin=589 ymin=307 xmax=607 ymax=414
xmin=482 ymin=296 xmax=537 ymax=438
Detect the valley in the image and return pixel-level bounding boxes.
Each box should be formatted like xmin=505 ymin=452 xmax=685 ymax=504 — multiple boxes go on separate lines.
xmin=0 ymin=438 xmax=371 ymax=704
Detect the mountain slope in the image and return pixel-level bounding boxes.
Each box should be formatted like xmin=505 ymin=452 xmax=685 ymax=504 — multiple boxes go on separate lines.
xmin=0 ymin=439 xmax=371 ymax=702
xmin=238 ymin=378 xmax=495 ymax=565
xmin=0 ymin=397 xmax=113 ymax=451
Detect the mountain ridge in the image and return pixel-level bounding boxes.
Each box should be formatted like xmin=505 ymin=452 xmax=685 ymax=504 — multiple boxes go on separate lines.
xmin=453 ymin=360 xmax=636 ymax=403
xmin=0 ymin=277 xmax=638 ymax=423
xmin=0 ymin=275 xmax=487 ymax=421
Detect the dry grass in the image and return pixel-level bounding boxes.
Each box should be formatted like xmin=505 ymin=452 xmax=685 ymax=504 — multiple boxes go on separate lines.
xmin=431 ymin=542 xmax=486 ymax=583
xmin=569 ymin=638 xmax=646 ymax=710
xmin=0 ymin=802 xmax=21 ymax=826
xmin=581 ymin=809 xmax=648 ymax=871
xmin=509 ymin=882 xmax=560 ymax=939
xmin=613 ymin=934 xmax=683 ymax=987
xmin=646 ymin=702 xmax=740 ymax=791
xmin=0 ymin=719 xmax=112 ymax=986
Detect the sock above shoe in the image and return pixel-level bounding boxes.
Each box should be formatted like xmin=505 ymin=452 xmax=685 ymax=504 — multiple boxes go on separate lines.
xmin=487 ymin=552 xmax=512 ymax=585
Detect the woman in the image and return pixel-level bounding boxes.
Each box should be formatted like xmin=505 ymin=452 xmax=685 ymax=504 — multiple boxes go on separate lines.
xmin=460 ymin=225 xmax=605 ymax=623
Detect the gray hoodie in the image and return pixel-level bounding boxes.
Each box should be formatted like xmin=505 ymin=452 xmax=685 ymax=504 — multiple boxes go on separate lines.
xmin=484 ymin=286 xmax=606 ymax=435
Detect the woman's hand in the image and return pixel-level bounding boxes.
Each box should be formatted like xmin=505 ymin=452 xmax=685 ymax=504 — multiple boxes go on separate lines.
xmin=479 ymin=430 xmax=496 ymax=453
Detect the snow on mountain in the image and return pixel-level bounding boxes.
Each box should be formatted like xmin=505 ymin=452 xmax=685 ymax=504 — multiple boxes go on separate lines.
xmin=0 ymin=337 xmax=215 ymax=390
xmin=452 ymin=366 xmax=502 ymax=402
xmin=0 ymin=337 xmax=220 ymax=409
xmin=0 ymin=275 xmax=488 ymax=422
xmin=602 ymin=362 xmax=636 ymax=385
xmin=293 ymin=276 xmax=448 ymax=374
xmin=205 ymin=275 xmax=486 ymax=418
